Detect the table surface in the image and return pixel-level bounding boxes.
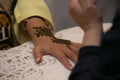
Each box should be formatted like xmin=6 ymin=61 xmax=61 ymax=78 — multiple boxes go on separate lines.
xmin=0 ymin=23 xmax=112 ymax=80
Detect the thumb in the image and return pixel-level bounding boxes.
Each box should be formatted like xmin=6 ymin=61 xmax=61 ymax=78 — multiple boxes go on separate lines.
xmin=33 ymin=46 xmax=43 ymax=64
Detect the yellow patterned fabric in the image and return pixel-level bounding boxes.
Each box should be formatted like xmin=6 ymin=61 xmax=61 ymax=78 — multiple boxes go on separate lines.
xmin=0 ymin=0 xmax=16 ymax=49
xmin=14 ymin=0 xmax=54 ymax=44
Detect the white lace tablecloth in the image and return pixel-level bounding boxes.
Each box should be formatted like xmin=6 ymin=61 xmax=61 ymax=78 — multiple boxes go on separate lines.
xmin=0 ymin=23 xmax=112 ymax=80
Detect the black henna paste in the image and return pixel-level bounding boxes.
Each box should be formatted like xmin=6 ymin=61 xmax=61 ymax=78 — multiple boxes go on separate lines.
xmin=33 ymin=26 xmax=71 ymax=48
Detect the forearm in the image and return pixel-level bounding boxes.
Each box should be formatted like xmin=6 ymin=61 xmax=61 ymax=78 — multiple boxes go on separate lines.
xmin=14 ymin=0 xmax=54 ymax=44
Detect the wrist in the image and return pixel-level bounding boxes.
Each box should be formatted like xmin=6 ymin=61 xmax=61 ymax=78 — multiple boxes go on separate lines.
xmin=83 ymin=22 xmax=102 ymax=32
xmin=82 ymin=24 xmax=103 ymax=47
xmin=29 ymin=26 xmax=54 ymax=43
xmin=21 ymin=16 xmax=52 ymax=33
xmin=25 ymin=17 xmax=48 ymax=28
xmin=22 ymin=18 xmax=52 ymax=40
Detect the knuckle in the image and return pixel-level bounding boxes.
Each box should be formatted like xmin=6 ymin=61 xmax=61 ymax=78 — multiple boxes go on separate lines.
xmin=85 ymin=4 xmax=94 ymax=10
xmin=69 ymin=4 xmax=76 ymax=13
xmin=69 ymin=8 xmax=73 ymax=14
xmin=68 ymin=52 xmax=75 ymax=58
xmin=55 ymin=52 xmax=65 ymax=59
xmin=59 ymin=56 xmax=67 ymax=63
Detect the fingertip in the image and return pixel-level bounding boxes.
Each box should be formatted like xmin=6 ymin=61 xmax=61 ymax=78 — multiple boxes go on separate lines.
xmin=68 ymin=64 xmax=73 ymax=70
xmin=33 ymin=47 xmax=43 ymax=64
xmin=64 ymin=61 xmax=73 ymax=70
xmin=54 ymin=51 xmax=73 ymax=70
xmin=35 ymin=57 xmax=42 ymax=64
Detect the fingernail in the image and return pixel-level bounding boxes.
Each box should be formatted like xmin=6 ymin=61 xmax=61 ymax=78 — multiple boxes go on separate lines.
xmin=69 ymin=65 xmax=73 ymax=70
xmin=35 ymin=58 xmax=40 ymax=64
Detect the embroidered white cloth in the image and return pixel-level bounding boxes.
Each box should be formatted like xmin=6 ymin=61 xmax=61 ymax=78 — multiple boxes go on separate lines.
xmin=0 ymin=23 xmax=112 ymax=80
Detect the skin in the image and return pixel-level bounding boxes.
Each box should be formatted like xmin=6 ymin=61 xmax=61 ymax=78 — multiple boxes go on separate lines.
xmin=20 ymin=17 xmax=81 ymax=70
xmin=69 ymin=0 xmax=103 ymax=46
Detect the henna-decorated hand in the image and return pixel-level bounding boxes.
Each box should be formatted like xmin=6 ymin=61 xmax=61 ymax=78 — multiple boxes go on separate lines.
xmin=21 ymin=17 xmax=81 ymax=70
xmin=32 ymin=27 xmax=81 ymax=70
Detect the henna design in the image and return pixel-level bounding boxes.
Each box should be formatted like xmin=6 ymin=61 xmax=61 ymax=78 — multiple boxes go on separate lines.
xmin=51 ymin=38 xmax=71 ymax=48
xmin=33 ymin=27 xmax=53 ymax=37
xmin=33 ymin=26 xmax=71 ymax=48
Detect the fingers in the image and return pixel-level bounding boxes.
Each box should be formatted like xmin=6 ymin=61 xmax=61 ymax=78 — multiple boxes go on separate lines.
xmin=60 ymin=41 xmax=81 ymax=63
xmin=78 ymin=0 xmax=96 ymax=8
xmin=33 ymin=46 xmax=73 ymax=70
xmin=62 ymin=47 xmax=78 ymax=63
xmin=33 ymin=46 xmax=43 ymax=63
xmin=69 ymin=45 xmax=80 ymax=54
xmin=91 ymin=0 xmax=96 ymax=4
xmin=79 ymin=0 xmax=95 ymax=4
xmin=54 ymin=50 xmax=73 ymax=70
xmin=71 ymin=41 xmax=81 ymax=47
xmin=69 ymin=0 xmax=82 ymax=10
xmin=70 ymin=42 xmax=81 ymax=53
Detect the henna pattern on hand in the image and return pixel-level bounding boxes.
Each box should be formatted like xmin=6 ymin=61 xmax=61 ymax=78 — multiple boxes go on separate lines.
xmin=33 ymin=26 xmax=71 ymax=48
xmin=33 ymin=27 xmax=53 ymax=37
xmin=51 ymin=38 xmax=71 ymax=48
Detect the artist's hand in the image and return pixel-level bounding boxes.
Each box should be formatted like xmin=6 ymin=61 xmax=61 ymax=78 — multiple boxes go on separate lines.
xmin=69 ymin=0 xmax=102 ymax=31
xmin=69 ymin=0 xmax=103 ymax=46
xmin=20 ymin=17 xmax=81 ymax=70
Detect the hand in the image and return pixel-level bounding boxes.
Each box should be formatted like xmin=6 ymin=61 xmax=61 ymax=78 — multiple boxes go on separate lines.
xmin=33 ymin=36 xmax=81 ymax=70
xmin=69 ymin=0 xmax=103 ymax=46
xmin=20 ymin=17 xmax=81 ymax=70
xmin=69 ymin=0 xmax=102 ymax=31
